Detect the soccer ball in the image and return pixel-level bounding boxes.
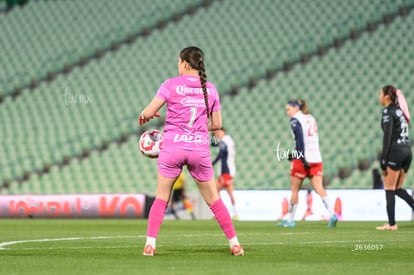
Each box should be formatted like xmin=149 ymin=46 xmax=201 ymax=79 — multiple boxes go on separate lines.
xmin=139 ymin=130 xmax=163 ymax=158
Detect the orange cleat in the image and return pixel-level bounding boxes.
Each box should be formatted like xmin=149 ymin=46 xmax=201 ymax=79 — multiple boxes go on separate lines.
xmin=231 ymin=245 xmax=245 ymax=256
xmin=143 ymin=245 xmax=156 ymax=256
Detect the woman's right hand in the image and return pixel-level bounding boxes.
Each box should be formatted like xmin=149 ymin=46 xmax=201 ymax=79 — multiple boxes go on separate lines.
xmin=139 ymin=112 xmax=161 ymax=125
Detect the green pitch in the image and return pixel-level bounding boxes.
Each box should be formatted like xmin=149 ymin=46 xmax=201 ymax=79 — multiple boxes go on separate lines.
xmin=0 ymin=219 xmax=413 ymax=275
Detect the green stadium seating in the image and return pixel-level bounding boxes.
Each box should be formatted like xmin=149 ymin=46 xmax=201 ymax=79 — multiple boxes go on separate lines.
xmin=2 ymin=0 xmax=414 ymax=194
xmin=0 ymin=0 xmax=203 ymax=96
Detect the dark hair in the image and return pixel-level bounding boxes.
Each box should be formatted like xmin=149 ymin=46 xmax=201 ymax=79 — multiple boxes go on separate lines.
xmin=179 ymin=46 xmax=209 ymax=120
xmin=287 ymin=99 xmax=309 ymax=114
xmin=382 ymin=85 xmax=397 ymax=104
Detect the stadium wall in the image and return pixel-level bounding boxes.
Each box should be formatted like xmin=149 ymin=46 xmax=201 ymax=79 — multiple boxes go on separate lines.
xmin=0 ymin=194 xmax=146 ymax=218
xmin=219 ymin=189 xmax=413 ymax=221
xmin=1 ymin=190 xmax=412 ymax=221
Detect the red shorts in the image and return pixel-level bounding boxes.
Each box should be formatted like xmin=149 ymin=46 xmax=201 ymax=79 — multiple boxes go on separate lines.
xmin=218 ymin=173 xmax=233 ymax=187
xmin=290 ymin=159 xmax=323 ymax=179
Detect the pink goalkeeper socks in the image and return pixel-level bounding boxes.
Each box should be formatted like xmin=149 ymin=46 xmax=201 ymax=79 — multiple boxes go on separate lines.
xmin=146 ymin=198 xmax=168 ymax=238
xmin=210 ymin=198 xmax=236 ymax=240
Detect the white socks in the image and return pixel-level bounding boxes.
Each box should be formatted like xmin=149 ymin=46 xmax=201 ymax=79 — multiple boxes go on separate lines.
xmin=321 ymin=196 xmax=333 ymax=216
xmin=145 ymin=237 xmax=156 ymax=248
xmin=229 ymin=236 xmax=240 ymax=248
xmin=288 ymin=204 xmax=298 ymax=223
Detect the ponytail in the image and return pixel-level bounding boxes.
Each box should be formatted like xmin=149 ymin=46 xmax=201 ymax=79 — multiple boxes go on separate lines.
xmin=298 ymin=99 xmax=309 ymax=114
xmin=198 ymin=60 xmax=210 ymax=120
xmin=180 ymin=46 xmax=210 ymax=120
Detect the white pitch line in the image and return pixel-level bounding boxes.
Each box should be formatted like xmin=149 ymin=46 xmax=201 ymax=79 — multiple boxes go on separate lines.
xmin=0 ymin=236 xmax=143 ymax=250
xmin=17 ymin=245 xmax=139 ymax=250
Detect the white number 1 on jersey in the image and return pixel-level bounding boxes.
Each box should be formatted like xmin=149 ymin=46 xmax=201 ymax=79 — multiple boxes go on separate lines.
xmin=187 ymin=107 xmax=197 ymax=128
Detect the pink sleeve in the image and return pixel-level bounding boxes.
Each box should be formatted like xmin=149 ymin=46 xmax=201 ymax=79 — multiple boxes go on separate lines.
xmin=156 ymin=79 xmax=170 ymax=100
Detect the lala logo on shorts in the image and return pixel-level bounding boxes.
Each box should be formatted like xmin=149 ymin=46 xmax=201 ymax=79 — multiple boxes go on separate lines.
xmin=173 ymin=133 xmax=203 ymax=143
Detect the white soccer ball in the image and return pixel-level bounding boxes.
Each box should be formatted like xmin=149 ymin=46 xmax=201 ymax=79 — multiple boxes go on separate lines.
xmin=139 ymin=130 xmax=163 ymax=158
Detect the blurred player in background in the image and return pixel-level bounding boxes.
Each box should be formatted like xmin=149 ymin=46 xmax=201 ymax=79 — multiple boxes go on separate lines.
xmin=139 ymin=46 xmax=244 ymax=256
xmin=278 ymin=99 xmax=338 ymax=228
xmin=170 ymin=171 xmax=196 ymax=220
xmin=212 ymin=128 xmax=238 ymax=220
xmin=377 ymin=85 xmax=413 ymax=231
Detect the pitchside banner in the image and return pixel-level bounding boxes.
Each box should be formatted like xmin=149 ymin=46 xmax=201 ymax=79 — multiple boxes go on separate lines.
xmin=0 ymin=194 xmax=146 ymax=218
xmin=220 ymin=189 xmax=413 ymax=221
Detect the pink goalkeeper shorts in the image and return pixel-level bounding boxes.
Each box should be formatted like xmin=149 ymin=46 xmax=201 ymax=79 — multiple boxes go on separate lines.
xmin=158 ymin=146 xmax=214 ymax=182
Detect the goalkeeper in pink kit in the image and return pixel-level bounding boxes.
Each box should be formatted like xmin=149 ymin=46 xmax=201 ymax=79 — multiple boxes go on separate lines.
xmin=139 ymin=46 xmax=244 ymax=256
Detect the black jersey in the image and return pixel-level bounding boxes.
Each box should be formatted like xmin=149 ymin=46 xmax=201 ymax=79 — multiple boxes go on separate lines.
xmin=381 ymin=103 xmax=410 ymax=165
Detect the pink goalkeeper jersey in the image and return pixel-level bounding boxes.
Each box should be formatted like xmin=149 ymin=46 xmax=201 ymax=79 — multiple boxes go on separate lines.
xmin=156 ymin=75 xmax=221 ymax=151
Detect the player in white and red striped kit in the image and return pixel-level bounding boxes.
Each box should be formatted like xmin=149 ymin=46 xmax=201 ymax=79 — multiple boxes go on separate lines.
xmin=278 ymin=99 xmax=338 ymax=228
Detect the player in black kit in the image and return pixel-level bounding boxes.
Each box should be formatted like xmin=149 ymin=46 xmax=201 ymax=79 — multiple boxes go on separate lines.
xmin=377 ymin=85 xmax=413 ymax=231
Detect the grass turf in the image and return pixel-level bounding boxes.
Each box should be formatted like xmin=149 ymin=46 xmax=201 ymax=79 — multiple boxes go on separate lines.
xmin=0 ymin=219 xmax=413 ymax=275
